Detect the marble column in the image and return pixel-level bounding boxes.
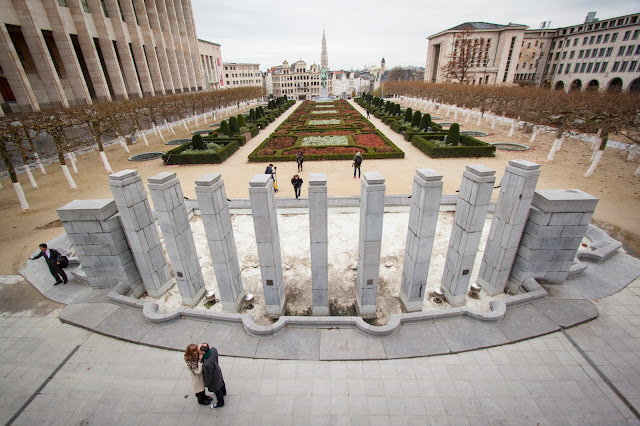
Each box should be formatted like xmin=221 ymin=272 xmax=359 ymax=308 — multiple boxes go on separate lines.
xmin=308 ymin=173 xmax=328 ymax=315
xmin=400 ymin=169 xmax=443 ymax=312
xmin=195 ymin=174 xmax=244 ymax=312
xmin=356 ymin=172 xmax=386 ymax=318
xmin=478 ymin=160 xmax=540 ymax=296
xmin=148 ymin=172 xmax=205 ymax=306
xmin=109 ymin=170 xmax=172 ymax=298
xmin=442 ymin=165 xmax=496 ymax=306
xmin=249 ymin=174 xmax=286 ymax=317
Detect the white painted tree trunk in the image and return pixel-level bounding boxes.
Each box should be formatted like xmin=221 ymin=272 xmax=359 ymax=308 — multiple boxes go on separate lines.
xmin=118 ymin=136 xmax=131 ymax=153
xmin=68 ymin=153 xmax=78 ymax=173
xmin=153 ymin=124 xmax=160 ymax=136
xmin=24 ymin=165 xmax=37 ymax=189
xmin=635 ymin=164 xmax=640 ymax=176
xmin=203 ymin=114 xmax=208 ymax=125
xmin=139 ymin=130 xmax=149 ymax=146
xmin=508 ymin=121 xmax=515 ymax=137
xmin=529 ymin=128 xmax=538 ymax=143
xmin=585 ymin=150 xmax=604 ymax=177
xmin=33 ymin=152 xmax=46 ymax=174
xmin=61 ymin=164 xmax=78 ymax=190
xmin=476 ymin=114 xmax=482 ymax=126
xmin=194 ymin=115 xmax=199 ymax=126
xmin=165 ymin=120 xmax=176 ymax=135
xmin=465 ymin=111 xmax=471 ymax=123
xmin=491 ymin=116 xmax=496 ymax=130
xmin=556 ymin=138 xmax=564 ymax=151
xmin=446 ymin=105 xmax=451 ymax=116
xmin=546 ymin=138 xmax=564 ymax=162
xmin=454 ymin=108 xmax=458 ymax=119
xmin=590 ymin=140 xmax=600 ymax=162
xmin=13 ymin=182 xmax=28 ymax=211
xmin=0 ymin=181 xmax=3 ymax=189
xmin=182 ymin=120 xmax=189 ymax=132
xmin=99 ymin=151 xmax=114 ymax=174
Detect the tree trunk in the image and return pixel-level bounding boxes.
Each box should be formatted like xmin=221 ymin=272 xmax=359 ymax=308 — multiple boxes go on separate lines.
xmin=61 ymin=164 xmax=78 ymax=190
xmin=547 ymin=137 xmax=564 ymax=162
xmin=182 ymin=119 xmax=189 ymax=132
xmin=138 ymin=130 xmax=149 ymax=146
xmin=33 ymin=152 xmax=46 ymax=174
xmin=454 ymin=108 xmax=458 ymax=119
xmin=68 ymin=152 xmax=78 ymax=173
xmin=165 ymin=120 xmax=176 ymax=135
xmin=584 ymin=150 xmax=603 ymax=177
xmin=491 ymin=116 xmax=496 ymax=130
xmin=508 ymin=120 xmax=516 ymax=137
xmin=13 ymin=182 xmax=29 ymax=211
xmin=635 ymin=164 xmax=640 ymax=176
xmin=118 ymin=136 xmax=131 ymax=153
xmin=476 ymin=114 xmax=482 ymax=127
xmin=99 ymin=150 xmax=114 ymax=174
xmin=529 ymin=127 xmax=538 ymax=143
xmin=446 ymin=105 xmax=451 ymax=116
xmin=23 ymin=164 xmax=37 ymax=189
xmin=0 ymin=142 xmax=28 ymax=209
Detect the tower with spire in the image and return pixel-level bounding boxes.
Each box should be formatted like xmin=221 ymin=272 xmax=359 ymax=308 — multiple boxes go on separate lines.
xmin=321 ymin=28 xmax=329 ymax=71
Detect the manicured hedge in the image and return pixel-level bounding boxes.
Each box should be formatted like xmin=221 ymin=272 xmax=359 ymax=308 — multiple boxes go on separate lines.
xmin=411 ymin=134 xmax=496 ymax=158
xmin=162 ymin=138 xmax=242 ymax=165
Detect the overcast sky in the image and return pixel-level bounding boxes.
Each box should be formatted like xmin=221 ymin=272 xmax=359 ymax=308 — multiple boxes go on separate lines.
xmin=192 ymin=0 xmax=638 ymax=72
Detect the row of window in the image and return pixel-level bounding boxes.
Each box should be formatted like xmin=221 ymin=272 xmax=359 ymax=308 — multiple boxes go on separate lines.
xmin=224 ymin=80 xmax=262 ymax=86
xmin=551 ymin=44 xmax=640 ymax=62
xmin=555 ymin=60 xmax=639 ymax=75
xmin=224 ymin=73 xmax=260 ymax=78
xmin=59 ymin=0 xmax=138 ymax=25
xmin=557 ymin=15 xmax=639 ymax=36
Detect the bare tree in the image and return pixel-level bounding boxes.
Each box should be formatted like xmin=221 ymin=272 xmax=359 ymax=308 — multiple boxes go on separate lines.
xmin=440 ymin=30 xmax=484 ymax=84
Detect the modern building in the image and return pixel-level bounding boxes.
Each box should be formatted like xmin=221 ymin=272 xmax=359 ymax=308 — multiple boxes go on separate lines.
xmin=197 ymin=39 xmax=223 ymax=91
xmin=424 ymin=12 xmax=640 ymax=92
xmin=222 ymin=63 xmax=262 ymax=89
xmin=0 ymin=0 xmax=205 ymax=115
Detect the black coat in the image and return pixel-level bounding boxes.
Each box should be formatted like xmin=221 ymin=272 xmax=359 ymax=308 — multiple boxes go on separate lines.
xmin=202 ymin=347 xmax=224 ymax=392
xmin=291 ymin=177 xmax=303 ymax=188
xmin=32 ymin=249 xmax=62 ymax=268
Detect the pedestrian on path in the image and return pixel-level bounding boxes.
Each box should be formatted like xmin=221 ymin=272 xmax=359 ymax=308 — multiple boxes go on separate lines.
xmin=184 ymin=344 xmax=213 ymax=405
xmin=296 ymin=150 xmax=304 ymax=172
xmin=201 ymin=343 xmax=226 ymax=408
xmin=366 ymin=109 xmax=370 ymax=119
xmin=291 ymin=174 xmax=303 ymax=199
xmin=28 ymin=243 xmax=67 ymax=285
xmin=353 ymin=151 xmax=363 ymax=178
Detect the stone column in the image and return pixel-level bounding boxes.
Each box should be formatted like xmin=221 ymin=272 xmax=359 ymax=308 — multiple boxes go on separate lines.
xmin=478 ymin=160 xmax=541 ymax=296
xmin=356 ymin=172 xmax=386 ymax=318
xmin=109 ymin=170 xmax=172 ymax=298
xmin=509 ymin=190 xmax=598 ymax=293
xmin=195 ymin=174 xmax=244 ymax=312
xmin=400 ymin=169 xmax=443 ymax=312
xmin=57 ymin=199 xmax=142 ymax=295
xmin=249 ymin=174 xmax=286 ymax=317
xmin=442 ymin=165 xmax=496 ymax=306
xmin=308 ymin=173 xmax=328 ymax=315
xmin=148 ymin=172 xmax=205 ymax=306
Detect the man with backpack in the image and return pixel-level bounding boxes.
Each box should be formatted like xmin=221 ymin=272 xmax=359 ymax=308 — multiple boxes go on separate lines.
xmin=353 ymin=151 xmax=363 ymax=178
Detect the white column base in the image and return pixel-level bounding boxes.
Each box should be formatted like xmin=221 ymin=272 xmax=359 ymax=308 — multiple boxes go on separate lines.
xmin=265 ymin=295 xmax=286 ymax=317
xmin=442 ymin=285 xmax=466 ymax=307
xmin=399 ymin=291 xmax=423 ymax=313
xmin=312 ymin=306 xmax=329 ymax=316
xmin=221 ymin=289 xmax=246 ymax=313
xmin=355 ymin=293 xmax=376 ymax=318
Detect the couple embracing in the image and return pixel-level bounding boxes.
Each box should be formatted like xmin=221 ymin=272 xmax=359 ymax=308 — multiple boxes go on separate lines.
xmin=184 ymin=342 xmax=227 ymax=408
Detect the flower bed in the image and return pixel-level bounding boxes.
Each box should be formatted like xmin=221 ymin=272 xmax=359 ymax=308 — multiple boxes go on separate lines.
xmin=249 ymin=100 xmax=404 ymax=162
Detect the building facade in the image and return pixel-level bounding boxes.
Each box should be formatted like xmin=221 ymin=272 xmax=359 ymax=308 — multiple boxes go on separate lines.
xmin=222 ymin=62 xmax=262 ymax=89
xmin=271 ymin=60 xmax=331 ymax=100
xmin=197 ymin=39 xmax=223 ymax=91
xmin=0 ymin=0 xmax=205 ymax=114
xmin=425 ymin=12 xmax=640 ymax=92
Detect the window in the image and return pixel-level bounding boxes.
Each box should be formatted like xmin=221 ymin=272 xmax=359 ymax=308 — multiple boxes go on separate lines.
xmin=565 ymin=65 xmax=570 ymax=74
xmin=596 ymin=35 xmax=602 ymax=43
xmin=81 ymin=0 xmax=89 ymax=12
xmin=612 ymin=61 xmax=620 ymax=72
xmin=611 ymin=33 xmax=618 ymax=42
xmin=621 ymin=61 xmax=628 ymax=71
xmin=558 ymin=64 xmax=564 ymax=74
xmin=562 ymin=51 xmax=567 ymax=59
xmin=570 ymin=51 xmax=575 ymax=59
xmin=591 ymin=50 xmax=597 ymax=58
xmin=551 ymin=41 xmax=556 ymax=49
xmin=58 ymin=0 xmax=67 ymax=5
xmin=637 ymin=45 xmax=640 ymax=54
xmin=555 ymin=52 xmax=560 ymax=60
xmin=606 ymin=47 xmax=613 ymax=56
xmin=618 ymin=46 xmax=626 ymax=55
xmin=117 ymin=0 xmax=125 ymax=21
xmin=631 ymin=61 xmax=638 ymax=71
xmin=604 ymin=34 xmax=610 ymax=43
xmin=602 ymin=62 xmax=608 ymax=72
xmin=579 ymin=50 xmax=584 ymax=58
xmin=589 ymin=36 xmax=595 ymax=44
xmin=599 ymin=48 xmax=605 ymax=57
xmin=580 ymin=63 xmax=586 ymax=72
xmin=634 ymin=30 xmax=640 ymax=40
xmin=627 ymin=45 xmax=634 ymax=55
xmin=573 ymin=39 xmax=578 ymax=46
xmin=585 ymin=49 xmax=590 ymax=57
xmin=623 ymin=31 xmax=631 ymax=41
xmin=587 ymin=63 xmax=593 ymax=73
xmin=558 ymin=41 xmax=563 ymax=48
xmin=574 ymin=63 xmax=580 ymax=72
xmin=594 ymin=62 xmax=600 ymax=73
xmin=101 ymin=0 xmax=108 ymax=16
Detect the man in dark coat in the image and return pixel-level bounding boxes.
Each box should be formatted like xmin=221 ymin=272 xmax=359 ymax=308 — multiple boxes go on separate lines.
xmin=200 ymin=343 xmax=226 ymax=408
xmin=29 ymin=243 xmax=67 ymax=285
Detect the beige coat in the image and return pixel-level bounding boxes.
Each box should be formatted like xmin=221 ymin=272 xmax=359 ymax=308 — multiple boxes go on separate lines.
xmin=186 ymin=361 xmax=205 ymax=394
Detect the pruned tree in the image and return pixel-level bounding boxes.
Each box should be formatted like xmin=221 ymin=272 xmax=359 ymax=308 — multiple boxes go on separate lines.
xmin=440 ymin=30 xmax=484 ymax=84
xmin=0 ymin=119 xmax=31 ymax=211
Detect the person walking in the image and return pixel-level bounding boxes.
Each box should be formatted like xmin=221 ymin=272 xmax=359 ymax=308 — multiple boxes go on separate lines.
xmin=366 ymin=109 xmax=370 ymax=119
xmin=265 ymin=163 xmax=278 ymax=192
xmin=201 ymin=343 xmax=226 ymax=408
xmin=353 ymin=151 xmax=363 ymax=179
xmin=184 ymin=344 xmax=213 ymax=405
xmin=28 ymin=243 xmax=67 ymax=285
xmin=296 ymin=150 xmax=304 ymax=172
xmin=291 ymin=174 xmax=303 ymax=199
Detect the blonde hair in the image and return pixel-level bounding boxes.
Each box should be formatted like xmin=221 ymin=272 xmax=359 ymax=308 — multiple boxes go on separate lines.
xmin=184 ymin=343 xmax=199 ymax=362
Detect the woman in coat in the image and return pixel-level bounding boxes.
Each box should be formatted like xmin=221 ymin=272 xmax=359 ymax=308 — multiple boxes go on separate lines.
xmin=291 ymin=174 xmax=303 ymax=199
xmin=184 ymin=344 xmax=213 ymax=405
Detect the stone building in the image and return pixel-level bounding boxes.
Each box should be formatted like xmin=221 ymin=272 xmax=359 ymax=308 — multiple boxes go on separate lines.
xmin=271 ymin=60 xmax=331 ymax=100
xmin=197 ymin=39 xmax=223 ymax=91
xmin=222 ymin=62 xmax=263 ymax=89
xmin=0 ymin=0 xmax=205 ymax=114
xmin=424 ymin=11 xmax=640 ymax=92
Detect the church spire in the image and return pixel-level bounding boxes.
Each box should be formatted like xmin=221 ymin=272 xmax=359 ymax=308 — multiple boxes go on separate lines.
xmin=321 ymin=28 xmax=329 ymax=71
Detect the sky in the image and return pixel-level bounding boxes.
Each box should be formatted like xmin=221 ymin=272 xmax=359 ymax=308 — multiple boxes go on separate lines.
xmin=192 ymin=0 xmax=639 ymax=72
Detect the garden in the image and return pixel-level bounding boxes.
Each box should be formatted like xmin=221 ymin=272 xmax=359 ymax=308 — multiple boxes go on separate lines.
xmin=356 ymin=94 xmax=496 ymax=158
xmin=163 ymin=97 xmax=295 ymax=165
xmin=248 ymin=100 xmax=404 ymax=162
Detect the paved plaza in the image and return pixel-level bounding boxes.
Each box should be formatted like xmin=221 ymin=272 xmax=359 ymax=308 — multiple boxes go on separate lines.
xmin=1 ymin=273 xmax=640 ymax=425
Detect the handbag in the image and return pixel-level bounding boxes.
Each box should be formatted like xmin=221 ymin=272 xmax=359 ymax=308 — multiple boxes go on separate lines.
xmin=59 ymin=256 xmax=69 ymax=268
